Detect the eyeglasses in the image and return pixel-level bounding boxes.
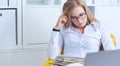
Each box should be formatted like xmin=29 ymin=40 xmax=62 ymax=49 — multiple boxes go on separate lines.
xmin=71 ymin=13 xmax=86 ymax=22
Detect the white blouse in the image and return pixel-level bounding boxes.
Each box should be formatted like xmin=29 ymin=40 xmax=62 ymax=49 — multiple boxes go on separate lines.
xmin=47 ymin=22 xmax=115 ymax=59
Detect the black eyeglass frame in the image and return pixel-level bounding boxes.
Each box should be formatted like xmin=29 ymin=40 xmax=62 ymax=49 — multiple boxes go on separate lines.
xmin=71 ymin=13 xmax=86 ymax=22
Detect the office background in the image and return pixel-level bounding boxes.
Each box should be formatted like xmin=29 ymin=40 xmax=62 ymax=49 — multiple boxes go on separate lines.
xmin=0 ymin=0 xmax=120 ymax=66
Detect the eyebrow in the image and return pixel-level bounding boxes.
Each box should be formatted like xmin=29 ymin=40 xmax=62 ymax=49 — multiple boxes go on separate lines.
xmin=79 ymin=13 xmax=86 ymax=16
xmin=71 ymin=12 xmax=86 ymax=17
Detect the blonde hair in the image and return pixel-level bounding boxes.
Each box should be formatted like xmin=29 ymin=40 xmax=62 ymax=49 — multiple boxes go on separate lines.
xmin=63 ymin=0 xmax=97 ymax=28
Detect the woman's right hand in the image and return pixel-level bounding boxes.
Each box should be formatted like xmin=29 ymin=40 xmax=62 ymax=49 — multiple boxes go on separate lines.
xmin=54 ymin=13 xmax=67 ymax=29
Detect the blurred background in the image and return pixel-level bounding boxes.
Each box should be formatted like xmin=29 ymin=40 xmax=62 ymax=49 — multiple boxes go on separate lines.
xmin=0 ymin=0 xmax=120 ymax=66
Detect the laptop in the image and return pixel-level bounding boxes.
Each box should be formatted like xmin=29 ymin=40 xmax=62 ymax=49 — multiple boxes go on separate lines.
xmin=84 ymin=49 xmax=120 ymax=66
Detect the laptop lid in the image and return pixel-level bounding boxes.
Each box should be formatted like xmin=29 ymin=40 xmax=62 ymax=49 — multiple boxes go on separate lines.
xmin=84 ymin=50 xmax=120 ymax=66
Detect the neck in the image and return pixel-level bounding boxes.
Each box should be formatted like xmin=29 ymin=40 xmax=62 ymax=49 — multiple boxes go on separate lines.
xmin=77 ymin=27 xmax=84 ymax=33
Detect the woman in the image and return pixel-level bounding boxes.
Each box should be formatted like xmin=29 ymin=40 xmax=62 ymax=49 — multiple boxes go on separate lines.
xmin=47 ymin=0 xmax=115 ymax=60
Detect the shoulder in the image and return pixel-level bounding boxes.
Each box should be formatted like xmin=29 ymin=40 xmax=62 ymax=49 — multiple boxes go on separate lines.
xmin=91 ymin=21 xmax=105 ymax=29
xmin=92 ymin=21 xmax=110 ymax=34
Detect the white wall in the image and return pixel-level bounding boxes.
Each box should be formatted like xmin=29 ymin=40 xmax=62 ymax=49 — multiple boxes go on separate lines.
xmin=23 ymin=6 xmax=62 ymax=45
xmin=95 ymin=6 xmax=120 ymax=38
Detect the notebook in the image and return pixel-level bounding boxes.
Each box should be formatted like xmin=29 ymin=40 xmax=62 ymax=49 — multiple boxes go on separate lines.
xmin=84 ymin=49 xmax=120 ymax=66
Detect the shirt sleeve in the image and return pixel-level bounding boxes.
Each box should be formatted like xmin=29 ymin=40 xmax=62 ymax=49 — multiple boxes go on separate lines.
xmin=100 ymin=22 xmax=116 ymax=50
xmin=47 ymin=31 xmax=63 ymax=59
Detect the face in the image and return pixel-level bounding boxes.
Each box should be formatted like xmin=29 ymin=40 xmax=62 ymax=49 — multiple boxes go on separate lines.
xmin=71 ymin=6 xmax=87 ymax=29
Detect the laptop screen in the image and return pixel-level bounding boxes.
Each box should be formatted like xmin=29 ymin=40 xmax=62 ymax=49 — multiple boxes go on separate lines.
xmin=84 ymin=50 xmax=120 ymax=66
